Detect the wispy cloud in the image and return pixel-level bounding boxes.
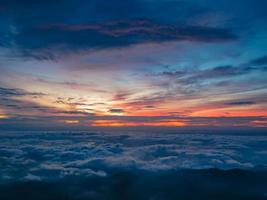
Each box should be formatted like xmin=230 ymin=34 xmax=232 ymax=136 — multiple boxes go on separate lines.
xmin=246 ymin=55 xmax=267 ymax=66
xmin=224 ymin=101 xmax=256 ymax=106
xmin=0 ymin=87 xmax=44 ymax=97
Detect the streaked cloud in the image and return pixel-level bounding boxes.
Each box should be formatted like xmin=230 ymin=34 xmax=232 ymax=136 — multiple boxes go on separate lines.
xmin=224 ymin=101 xmax=256 ymax=106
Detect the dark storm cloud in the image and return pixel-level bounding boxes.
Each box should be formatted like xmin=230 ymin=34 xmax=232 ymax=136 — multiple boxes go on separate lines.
xmin=0 ymin=0 xmax=238 ymax=59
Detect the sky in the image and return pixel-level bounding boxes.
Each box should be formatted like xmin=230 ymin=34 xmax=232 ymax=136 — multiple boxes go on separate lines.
xmin=0 ymin=0 xmax=267 ymax=130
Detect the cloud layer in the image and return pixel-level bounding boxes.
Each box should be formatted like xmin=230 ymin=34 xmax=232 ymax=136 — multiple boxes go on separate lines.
xmin=1 ymin=131 xmax=267 ymax=182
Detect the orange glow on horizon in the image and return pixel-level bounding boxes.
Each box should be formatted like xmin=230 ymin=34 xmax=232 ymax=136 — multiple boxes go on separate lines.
xmin=0 ymin=114 xmax=8 ymax=119
xmin=63 ymin=120 xmax=80 ymax=124
xmin=91 ymin=119 xmax=187 ymax=127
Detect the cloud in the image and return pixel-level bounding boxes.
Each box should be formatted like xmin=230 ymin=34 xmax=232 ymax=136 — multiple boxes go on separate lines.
xmin=109 ymin=108 xmax=125 ymax=114
xmin=0 ymin=0 xmax=238 ymax=60
xmin=150 ymin=65 xmax=246 ymax=87
xmin=0 ymin=87 xmax=44 ymax=97
xmin=181 ymin=64 xmax=262 ymax=83
xmin=147 ymin=55 xmax=267 ymax=97
xmin=1 ymin=166 xmax=267 ymax=200
xmin=224 ymin=101 xmax=256 ymax=106
xmin=34 ymin=77 xmax=108 ymax=93
xmin=4 ymin=19 xmax=238 ymax=60
xmin=112 ymin=92 xmax=133 ymax=101
xmin=0 ymin=86 xmax=53 ymax=117
xmin=24 ymin=174 xmax=42 ymax=181
xmin=0 ymin=131 xmax=267 ymax=185
xmin=198 ymin=65 xmax=244 ymax=78
xmin=0 ymin=85 xmax=96 ymax=119
xmin=247 ymin=55 xmax=267 ymax=66
xmin=40 ymin=19 xmax=237 ymax=42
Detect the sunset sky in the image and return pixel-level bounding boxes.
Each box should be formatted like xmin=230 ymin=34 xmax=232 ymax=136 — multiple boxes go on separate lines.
xmin=0 ymin=0 xmax=267 ymax=130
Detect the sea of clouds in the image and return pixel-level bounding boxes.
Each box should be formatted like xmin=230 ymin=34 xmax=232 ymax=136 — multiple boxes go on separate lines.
xmin=0 ymin=131 xmax=267 ymax=181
